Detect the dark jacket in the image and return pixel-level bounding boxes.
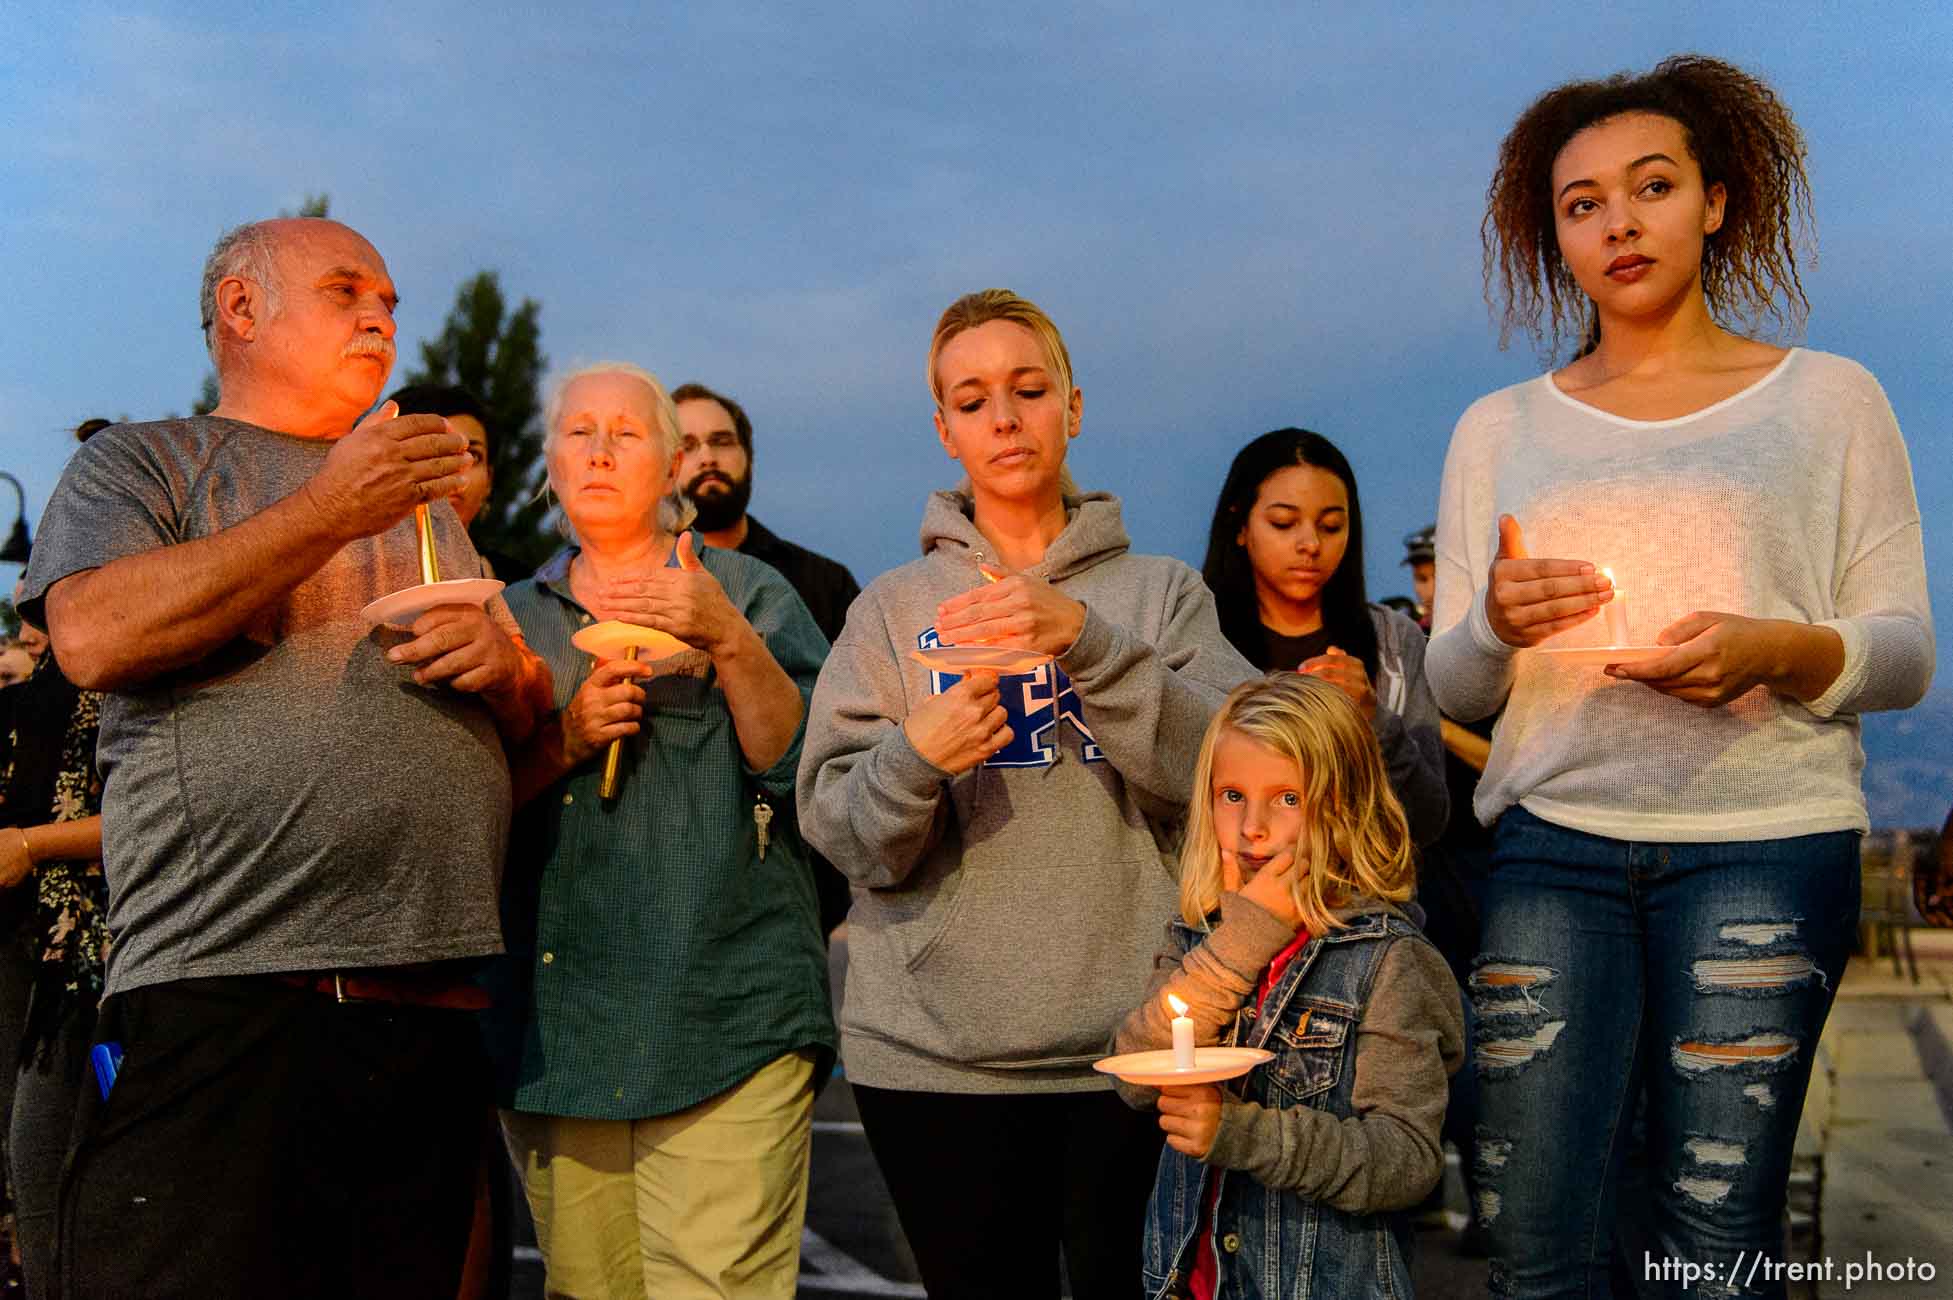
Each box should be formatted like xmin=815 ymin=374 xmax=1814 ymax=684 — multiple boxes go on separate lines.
xmin=737 ymin=516 xmax=860 ymax=647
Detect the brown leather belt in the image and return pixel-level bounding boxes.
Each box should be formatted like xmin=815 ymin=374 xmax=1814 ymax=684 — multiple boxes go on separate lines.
xmin=273 ymin=969 xmax=491 ymax=1011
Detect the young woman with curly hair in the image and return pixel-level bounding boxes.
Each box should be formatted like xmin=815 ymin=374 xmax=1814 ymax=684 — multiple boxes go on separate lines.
xmin=1425 ymin=55 xmax=1933 ymax=1298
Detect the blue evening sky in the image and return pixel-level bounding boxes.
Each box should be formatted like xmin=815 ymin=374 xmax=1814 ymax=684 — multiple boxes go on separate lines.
xmin=3 ymin=4 xmax=1947 ymax=677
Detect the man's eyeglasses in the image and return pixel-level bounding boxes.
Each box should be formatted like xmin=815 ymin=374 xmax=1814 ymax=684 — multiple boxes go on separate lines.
xmin=679 ymin=432 xmax=741 ymax=455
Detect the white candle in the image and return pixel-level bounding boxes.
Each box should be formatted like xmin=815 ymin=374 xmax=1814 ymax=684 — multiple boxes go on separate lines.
xmin=1602 ymin=568 xmax=1630 ymax=646
xmin=1167 ymin=992 xmax=1196 ymax=1070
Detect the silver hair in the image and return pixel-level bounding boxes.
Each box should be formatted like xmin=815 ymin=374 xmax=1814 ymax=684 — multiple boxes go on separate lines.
xmin=199 ymin=221 xmax=284 ymax=364
xmin=542 ymin=361 xmax=696 ymax=537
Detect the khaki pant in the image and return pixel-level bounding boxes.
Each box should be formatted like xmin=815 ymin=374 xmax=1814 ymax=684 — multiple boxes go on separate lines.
xmin=502 ymin=1050 xmax=815 ymax=1300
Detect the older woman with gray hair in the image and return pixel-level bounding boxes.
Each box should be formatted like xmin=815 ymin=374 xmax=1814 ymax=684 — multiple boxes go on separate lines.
xmin=483 ymin=362 xmax=835 ymax=1299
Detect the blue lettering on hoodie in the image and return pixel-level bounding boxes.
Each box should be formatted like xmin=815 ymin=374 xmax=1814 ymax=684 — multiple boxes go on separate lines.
xmin=918 ymin=627 xmax=1104 ymax=768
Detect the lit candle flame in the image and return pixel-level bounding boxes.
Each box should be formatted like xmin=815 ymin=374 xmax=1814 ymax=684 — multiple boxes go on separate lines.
xmin=1166 ymin=990 xmax=1197 ymax=1068
xmin=1599 ymin=565 xmax=1630 ymax=646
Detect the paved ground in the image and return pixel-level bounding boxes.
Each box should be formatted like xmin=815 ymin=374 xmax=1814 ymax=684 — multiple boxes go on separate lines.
xmin=1800 ymin=931 xmax=1953 ymax=1299
xmin=511 ymin=933 xmax=1492 ymax=1299
xmin=509 ymin=929 xmax=1953 ymax=1299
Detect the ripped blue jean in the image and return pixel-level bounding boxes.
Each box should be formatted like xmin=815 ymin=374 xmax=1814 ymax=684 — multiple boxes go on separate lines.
xmin=1469 ymin=806 xmax=1859 ymax=1299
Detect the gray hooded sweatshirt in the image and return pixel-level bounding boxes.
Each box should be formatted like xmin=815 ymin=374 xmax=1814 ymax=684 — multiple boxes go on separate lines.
xmin=798 ymin=490 xmax=1258 ymax=1094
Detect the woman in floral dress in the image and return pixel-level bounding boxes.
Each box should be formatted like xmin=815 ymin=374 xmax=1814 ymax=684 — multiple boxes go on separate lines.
xmin=1 ymin=637 xmax=109 ymax=1300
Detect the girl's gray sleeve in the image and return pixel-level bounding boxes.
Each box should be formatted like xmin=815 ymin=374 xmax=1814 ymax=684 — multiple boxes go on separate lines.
xmin=796 ymin=587 xmax=952 ymax=889
xmin=1111 ymin=895 xmax=1301 ymax=1111
xmin=1060 ymin=563 xmax=1258 ymax=818
xmin=1204 ymin=939 xmax=1465 ymax=1214
xmin=1371 ymin=617 xmax=1449 ymax=847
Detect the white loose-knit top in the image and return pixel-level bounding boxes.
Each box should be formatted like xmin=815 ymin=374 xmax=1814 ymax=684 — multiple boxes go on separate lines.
xmin=1426 ymin=348 xmax=1934 ymax=842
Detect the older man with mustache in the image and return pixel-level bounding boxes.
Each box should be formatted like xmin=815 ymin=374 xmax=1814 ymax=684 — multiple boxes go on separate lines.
xmin=20 ymin=217 xmax=549 ymax=1299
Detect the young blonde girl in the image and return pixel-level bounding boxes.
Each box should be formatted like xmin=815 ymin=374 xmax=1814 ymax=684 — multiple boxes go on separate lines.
xmin=1113 ymin=673 xmax=1464 ymax=1300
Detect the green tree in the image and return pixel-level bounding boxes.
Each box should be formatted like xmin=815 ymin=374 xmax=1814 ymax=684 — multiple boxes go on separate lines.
xmin=191 ymin=372 xmax=219 ymax=416
xmin=403 ymin=272 xmax=553 ymax=571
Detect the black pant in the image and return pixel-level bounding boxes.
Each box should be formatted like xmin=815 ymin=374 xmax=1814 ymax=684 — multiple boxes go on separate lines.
xmin=853 ymin=1083 xmax=1164 ymax=1300
xmin=0 ymin=887 xmax=38 ymax=1272
xmin=56 ymin=976 xmax=486 ymax=1300
xmin=11 ymin=991 xmax=93 ymax=1300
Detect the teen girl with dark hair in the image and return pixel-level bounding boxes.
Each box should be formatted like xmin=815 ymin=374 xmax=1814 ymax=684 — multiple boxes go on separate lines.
xmin=1203 ymin=428 xmax=1447 ymax=847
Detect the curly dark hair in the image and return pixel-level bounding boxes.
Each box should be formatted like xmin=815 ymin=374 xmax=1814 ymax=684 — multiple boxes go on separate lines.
xmin=1483 ymin=54 xmax=1814 ymax=358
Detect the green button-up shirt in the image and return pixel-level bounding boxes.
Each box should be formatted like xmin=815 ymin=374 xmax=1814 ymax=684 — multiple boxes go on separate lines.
xmin=483 ymin=542 xmax=836 ymax=1119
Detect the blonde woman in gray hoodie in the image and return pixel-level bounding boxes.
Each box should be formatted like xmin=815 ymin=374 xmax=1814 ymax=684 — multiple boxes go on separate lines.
xmin=798 ymin=289 xmax=1257 ymax=1300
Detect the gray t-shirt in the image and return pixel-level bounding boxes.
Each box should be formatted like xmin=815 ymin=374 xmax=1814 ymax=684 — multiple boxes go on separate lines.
xmin=21 ymin=416 xmax=511 ymax=995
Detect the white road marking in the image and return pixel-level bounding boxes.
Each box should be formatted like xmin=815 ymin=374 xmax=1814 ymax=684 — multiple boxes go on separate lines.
xmin=517 ymin=1233 xmax=926 ymax=1297
xmin=812 ymin=1120 xmax=866 ymax=1135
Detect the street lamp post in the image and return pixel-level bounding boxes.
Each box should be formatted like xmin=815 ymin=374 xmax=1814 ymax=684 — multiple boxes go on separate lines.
xmin=0 ymin=473 xmax=30 ymax=566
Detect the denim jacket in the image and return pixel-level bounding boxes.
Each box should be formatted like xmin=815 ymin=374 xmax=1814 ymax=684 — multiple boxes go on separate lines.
xmin=1117 ymin=895 xmax=1463 ymax=1300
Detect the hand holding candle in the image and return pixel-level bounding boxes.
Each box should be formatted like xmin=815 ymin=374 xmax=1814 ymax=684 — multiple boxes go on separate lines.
xmin=356 ymin=435 xmax=504 ymax=627
xmin=1484 ymin=515 xmax=1612 ymax=648
xmin=1601 ymin=610 xmax=1833 ymax=708
xmin=933 ymin=569 xmax=1086 ymax=657
xmin=1167 ymin=992 xmax=1196 ymax=1070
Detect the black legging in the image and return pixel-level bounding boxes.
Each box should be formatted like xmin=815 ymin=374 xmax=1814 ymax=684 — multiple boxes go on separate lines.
xmin=853 ymin=1083 xmax=1164 ymax=1300
xmin=9 ymin=991 xmax=89 ymax=1300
